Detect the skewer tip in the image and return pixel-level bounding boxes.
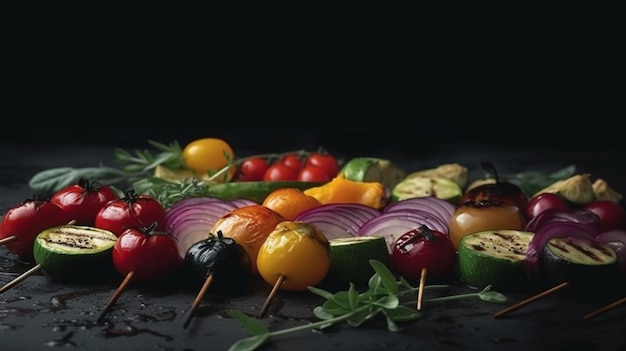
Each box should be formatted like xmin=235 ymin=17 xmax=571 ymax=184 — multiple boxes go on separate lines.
xmin=259 ymin=274 xmax=286 ymax=318
xmin=183 ymin=274 xmax=214 ymax=329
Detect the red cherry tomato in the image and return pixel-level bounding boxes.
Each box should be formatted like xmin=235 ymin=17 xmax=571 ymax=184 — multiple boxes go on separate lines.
xmin=263 ymin=163 xmax=299 ymax=181
xmin=297 ymin=165 xmax=330 ymax=182
xmin=0 ymin=199 xmax=72 ymax=261
xmin=390 ymin=225 xmax=457 ymax=280
xmin=305 ymin=152 xmax=339 ymax=179
xmin=50 ymin=180 xmax=119 ymax=226
xmin=526 ymin=193 xmax=571 ymax=219
xmin=237 ymin=157 xmax=269 ymax=181
xmin=583 ymin=200 xmax=626 ymax=232
xmin=280 ymin=154 xmax=303 ymax=171
xmin=112 ymin=223 xmax=183 ymax=283
xmin=94 ymin=190 xmax=166 ymax=236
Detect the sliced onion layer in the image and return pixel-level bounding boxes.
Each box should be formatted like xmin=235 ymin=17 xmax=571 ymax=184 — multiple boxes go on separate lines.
xmin=524 ymin=208 xmax=602 ymax=234
xmin=384 ymin=196 xmax=455 ymax=222
xmin=165 ymin=198 xmax=253 ymax=257
xmin=358 ymin=209 xmax=449 ymax=253
xmin=294 ymin=203 xmax=381 ymax=240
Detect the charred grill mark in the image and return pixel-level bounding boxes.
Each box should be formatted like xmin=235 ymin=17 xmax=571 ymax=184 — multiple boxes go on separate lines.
xmin=42 ymin=228 xmax=117 ymax=249
xmin=44 ymin=237 xmax=98 ymax=249
xmin=466 ymin=232 xmax=529 ymax=259
xmin=553 ymin=238 xmax=616 ymax=263
xmin=492 ymin=232 xmax=527 ymax=255
xmin=471 ymin=244 xmax=485 ymax=252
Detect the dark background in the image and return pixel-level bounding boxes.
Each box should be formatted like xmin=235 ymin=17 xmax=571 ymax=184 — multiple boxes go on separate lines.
xmin=2 ymin=26 xmax=626 ymax=351
xmin=4 ymin=39 xmax=625 ymax=152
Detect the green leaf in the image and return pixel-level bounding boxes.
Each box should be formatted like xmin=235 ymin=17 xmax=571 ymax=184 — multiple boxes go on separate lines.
xmin=509 ymin=165 xmax=576 ymax=197
xmin=372 ymin=295 xmax=399 ymax=309
xmin=312 ymin=306 xmax=335 ymax=320
xmin=308 ymin=286 xmax=335 ymax=300
xmin=478 ymin=290 xmax=508 ymax=304
xmin=28 ymin=167 xmax=127 ymax=196
xmin=230 ymin=310 xmax=269 ymax=335
xmin=141 ymin=151 xmax=180 ymax=173
xmin=385 ymin=314 xmax=401 ymax=332
xmin=384 ymin=305 xmax=422 ymax=322
xmin=347 ymin=283 xmax=358 ymax=311
xmin=346 ymin=305 xmax=381 ymax=327
xmin=319 ymin=299 xmax=351 ymax=316
xmin=326 ymin=291 xmax=352 ymax=309
xmin=368 ymin=273 xmax=382 ymax=291
xmin=369 ymin=260 xmax=398 ymax=294
xmin=227 ymin=334 xmax=270 ymax=351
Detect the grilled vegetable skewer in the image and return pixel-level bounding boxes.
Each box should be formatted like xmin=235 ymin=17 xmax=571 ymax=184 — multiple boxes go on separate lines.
xmin=97 ymin=223 xmax=183 ymax=322
xmin=1 ymin=224 xmax=118 ymax=294
xmin=181 ymin=231 xmax=251 ymax=329
xmin=256 ymin=221 xmax=331 ymax=317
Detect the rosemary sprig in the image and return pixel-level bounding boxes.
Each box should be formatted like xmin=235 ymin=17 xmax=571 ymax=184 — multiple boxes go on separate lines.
xmin=113 ymin=139 xmax=185 ymax=174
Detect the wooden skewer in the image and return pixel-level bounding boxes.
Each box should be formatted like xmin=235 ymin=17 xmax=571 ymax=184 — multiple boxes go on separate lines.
xmin=583 ymin=295 xmax=626 ymax=320
xmin=493 ymin=281 xmax=570 ymax=319
xmin=0 ymin=264 xmax=42 ymax=294
xmin=0 ymin=235 xmax=17 ymax=246
xmin=96 ymin=270 xmax=135 ymax=323
xmin=183 ymin=274 xmax=214 ymax=329
xmin=1 ymin=221 xmax=74 ymax=247
xmin=259 ymin=274 xmax=286 ymax=318
xmin=417 ymin=267 xmax=427 ymax=311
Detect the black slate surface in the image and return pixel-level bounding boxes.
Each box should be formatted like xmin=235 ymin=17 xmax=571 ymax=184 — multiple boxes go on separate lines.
xmin=1 ymin=127 xmax=626 ymax=351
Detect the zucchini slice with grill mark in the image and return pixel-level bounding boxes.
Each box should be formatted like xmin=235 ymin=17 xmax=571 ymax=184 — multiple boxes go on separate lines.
xmin=539 ymin=236 xmax=626 ymax=302
xmin=457 ymin=230 xmax=534 ymax=291
xmin=33 ymin=225 xmax=118 ymax=283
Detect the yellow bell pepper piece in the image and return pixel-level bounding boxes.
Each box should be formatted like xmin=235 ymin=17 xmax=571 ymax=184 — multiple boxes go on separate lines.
xmin=303 ymin=174 xmax=388 ymax=209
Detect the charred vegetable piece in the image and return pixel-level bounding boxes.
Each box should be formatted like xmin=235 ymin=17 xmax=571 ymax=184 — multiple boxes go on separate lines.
xmin=183 ymin=231 xmax=251 ymax=293
xmin=457 ymin=230 xmax=534 ymax=292
xmin=539 ymin=236 xmax=626 ymax=302
xmin=33 ymin=225 xmax=118 ymax=283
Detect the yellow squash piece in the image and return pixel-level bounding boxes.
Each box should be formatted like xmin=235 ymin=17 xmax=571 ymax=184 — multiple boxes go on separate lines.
xmin=303 ymin=174 xmax=388 ymax=210
xmin=592 ymin=178 xmax=623 ymax=203
xmin=405 ymin=163 xmax=469 ymax=189
xmin=533 ymin=173 xmax=595 ymax=205
xmin=154 ymin=164 xmax=213 ymax=183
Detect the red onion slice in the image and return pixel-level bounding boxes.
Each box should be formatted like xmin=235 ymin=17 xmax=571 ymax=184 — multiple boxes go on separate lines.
xmin=165 ymin=198 xmax=249 ymax=257
xmin=524 ymin=222 xmax=598 ymax=284
xmin=524 ymin=207 xmax=602 ymax=234
xmin=294 ymin=203 xmax=381 ymax=239
xmin=358 ymin=210 xmax=449 ymax=252
xmin=383 ymin=196 xmax=455 ymax=224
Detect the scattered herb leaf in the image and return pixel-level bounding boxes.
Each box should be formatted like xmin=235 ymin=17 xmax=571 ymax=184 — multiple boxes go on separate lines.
xmin=228 ymin=259 xmax=506 ymax=351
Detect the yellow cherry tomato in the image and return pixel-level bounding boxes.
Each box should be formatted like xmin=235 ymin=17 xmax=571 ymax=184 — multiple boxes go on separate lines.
xmin=257 ymin=221 xmax=331 ymax=291
xmin=448 ymin=200 xmax=527 ymax=250
xmin=182 ymin=138 xmax=236 ymax=180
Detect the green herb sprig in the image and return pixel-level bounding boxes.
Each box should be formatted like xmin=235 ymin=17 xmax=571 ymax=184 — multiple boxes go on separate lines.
xmin=28 ymin=140 xmax=184 ymax=197
xmin=228 ymin=260 xmax=506 ymax=351
xmin=27 ymin=137 xmax=327 ymax=200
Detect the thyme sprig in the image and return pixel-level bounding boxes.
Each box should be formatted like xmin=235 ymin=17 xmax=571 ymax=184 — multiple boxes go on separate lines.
xmin=228 ymin=260 xmax=507 ymax=351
